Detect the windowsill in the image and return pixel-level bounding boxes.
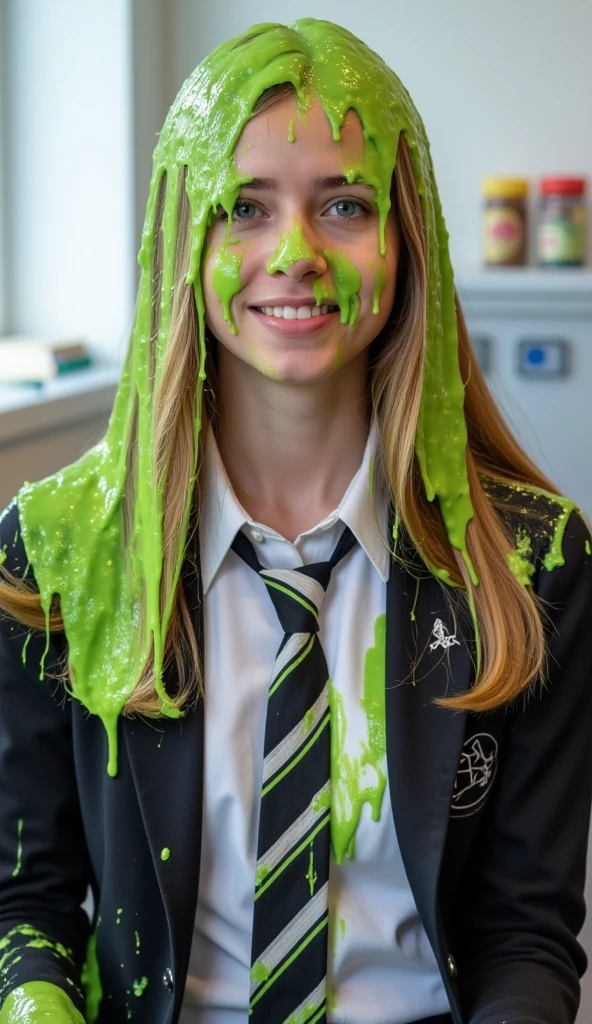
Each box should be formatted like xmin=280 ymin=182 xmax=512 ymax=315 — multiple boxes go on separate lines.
xmin=0 ymin=365 xmax=121 ymax=446
xmin=456 ymin=267 xmax=592 ymax=318
xmin=456 ymin=267 xmax=592 ymax=291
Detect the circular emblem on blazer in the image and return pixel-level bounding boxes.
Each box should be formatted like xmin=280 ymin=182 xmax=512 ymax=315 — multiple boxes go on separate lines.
xmin=450 ymin=733 xmax=498 ymax=818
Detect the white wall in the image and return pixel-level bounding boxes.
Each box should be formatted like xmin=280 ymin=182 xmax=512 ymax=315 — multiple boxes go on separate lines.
xmin=3 ymin=0 xmax=135 ymax=361
xmin=168 ymin=0 xmax=592 ymax=271
xmin=130 ymin=0 xmax=170 ymax=254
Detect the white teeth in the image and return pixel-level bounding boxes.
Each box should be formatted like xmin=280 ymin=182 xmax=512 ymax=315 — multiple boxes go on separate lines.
xmin=257 ymin=304 xmax=337 ymax=319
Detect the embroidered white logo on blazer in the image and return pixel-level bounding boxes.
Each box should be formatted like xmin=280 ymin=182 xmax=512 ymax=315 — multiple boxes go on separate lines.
xmin=450 ymin=733 xmax=499 ymax=818
xmin=429 ymin=618 xmax=460 ymax=652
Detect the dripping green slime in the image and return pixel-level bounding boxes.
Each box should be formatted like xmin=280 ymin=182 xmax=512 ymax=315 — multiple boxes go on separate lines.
xmin=17 ymin=19 xmax=475 ymax=775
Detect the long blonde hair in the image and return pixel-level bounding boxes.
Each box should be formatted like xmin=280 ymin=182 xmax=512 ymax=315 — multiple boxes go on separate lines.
xmin=0 ymin=85 xmax=557 ymax=716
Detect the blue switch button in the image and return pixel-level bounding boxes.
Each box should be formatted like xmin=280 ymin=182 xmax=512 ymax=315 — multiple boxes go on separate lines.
xmin=517 ymin=339 xmax=569 ymax=378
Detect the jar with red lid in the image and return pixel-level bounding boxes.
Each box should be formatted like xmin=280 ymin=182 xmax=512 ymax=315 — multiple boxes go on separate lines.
xmin=537 ymin=177 xmax=587 ymax=267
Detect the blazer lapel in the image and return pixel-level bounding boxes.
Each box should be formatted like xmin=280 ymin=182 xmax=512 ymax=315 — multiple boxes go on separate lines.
xmin=124 ymin=536 xmax=205 ymax=989
xmin=385 ymin=548 xmax=473 ymax=949
xmin=123 ymin=703 xmax=203 ymax=965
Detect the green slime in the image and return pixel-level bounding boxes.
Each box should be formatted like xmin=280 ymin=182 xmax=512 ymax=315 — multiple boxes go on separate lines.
xmin=305 ymin=842 xmax=318 ymax=896
xmin=11 ymin=820 xmax=23 ymax=879
xmin=81 ymin=924 xmax=102 ymax=1023
xmin=507 ymin=528 xmax=535 ymax=587
xmin=312 ymin=250 xmax=361 ymax=327
xmin=0 ymin=926 xmax=83 ymax=1024
xmin=266 ymin=223 xmax=316 ymax=275
xmin=329 ymin=614 xmax=387 ymax=864
xmin=211 ymin=244 xmax=243 ymax=334
xmin=0 ymin=983 xmax=84 ymax=1023
xmin=13 ymin=18 xmax=535 ymax=774
xmin=132 ymin=976 xmax=148 ymax=997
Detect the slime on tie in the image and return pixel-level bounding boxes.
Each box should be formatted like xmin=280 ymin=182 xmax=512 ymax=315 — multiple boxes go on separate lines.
xmin=16 ymin=19 xmax=484 ymax=773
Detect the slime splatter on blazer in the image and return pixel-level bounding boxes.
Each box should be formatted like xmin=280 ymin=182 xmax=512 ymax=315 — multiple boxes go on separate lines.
xmin=0 ymin=484 xmax=591 ymax=1024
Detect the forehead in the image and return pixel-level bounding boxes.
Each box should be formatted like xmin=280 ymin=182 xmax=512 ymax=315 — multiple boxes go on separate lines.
xmin=234 ymin=94 xmax=367 ymax=176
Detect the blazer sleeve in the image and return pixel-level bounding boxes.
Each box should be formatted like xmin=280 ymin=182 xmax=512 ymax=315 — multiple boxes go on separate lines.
xmin=459 ymin=509 xmax=592 ymax=1024
xmin=0 ymin=502 xmax=91 ymax=1018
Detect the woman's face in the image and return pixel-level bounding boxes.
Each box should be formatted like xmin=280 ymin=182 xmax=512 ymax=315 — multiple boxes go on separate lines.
xmin=202 ymin=92 xmax=399 ymax=384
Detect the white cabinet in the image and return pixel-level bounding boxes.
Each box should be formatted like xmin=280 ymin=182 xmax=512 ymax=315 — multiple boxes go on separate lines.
xmin=457 ymin=269 xmax=592 ymax=1022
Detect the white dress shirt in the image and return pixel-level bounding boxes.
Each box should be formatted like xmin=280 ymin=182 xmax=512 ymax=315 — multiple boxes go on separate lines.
xmin=180 ymin=424 xmax=449 ymax=1023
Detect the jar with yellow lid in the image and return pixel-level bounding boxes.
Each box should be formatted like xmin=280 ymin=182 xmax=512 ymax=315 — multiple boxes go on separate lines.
xmin=482 ymin=178 xmax=529 ymax=267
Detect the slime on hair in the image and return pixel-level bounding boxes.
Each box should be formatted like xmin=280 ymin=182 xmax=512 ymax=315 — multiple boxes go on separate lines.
xmin=14 ymin=20 xmax=569 ymax=778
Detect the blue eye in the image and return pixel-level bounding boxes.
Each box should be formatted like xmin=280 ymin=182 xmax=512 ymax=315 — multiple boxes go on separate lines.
xmin=329 ymin=198 xmax=368 ymax=219
xmin=232 ymin=201 xmax=258 ymax=220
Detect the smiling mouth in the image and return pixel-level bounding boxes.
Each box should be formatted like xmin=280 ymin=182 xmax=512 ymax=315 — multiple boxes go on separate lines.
xmin=252 ymin=303 xmax=339 ymax=319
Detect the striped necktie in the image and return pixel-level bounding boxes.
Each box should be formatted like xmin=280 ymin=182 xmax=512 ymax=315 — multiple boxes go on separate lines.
xmin=231 ymin=524 xmax=357 ymax=1024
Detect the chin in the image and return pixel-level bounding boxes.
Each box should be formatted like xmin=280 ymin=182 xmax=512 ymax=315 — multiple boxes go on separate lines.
xmin=259 ymin=355 xmax=345 ymax=384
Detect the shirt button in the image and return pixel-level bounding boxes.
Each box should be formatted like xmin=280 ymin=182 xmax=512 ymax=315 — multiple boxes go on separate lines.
xmin=447 ymin=954 xmax=457 ymax=979
xmin=250 ymin=529 xmax=264 ymax=543
xmin=162 ymin=967 xmax=174 ymax=991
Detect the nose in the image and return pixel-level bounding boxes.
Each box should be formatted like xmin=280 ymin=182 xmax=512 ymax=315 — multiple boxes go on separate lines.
xmin=266 ymin=223 xmax=327 ymax=279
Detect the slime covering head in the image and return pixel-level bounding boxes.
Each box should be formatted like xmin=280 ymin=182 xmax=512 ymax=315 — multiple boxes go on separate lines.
xmin=16 ymin=20 xmax=473 ymax=774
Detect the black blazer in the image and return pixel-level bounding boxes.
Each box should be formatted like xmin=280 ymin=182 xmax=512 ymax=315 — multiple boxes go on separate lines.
xmin=0 ymin=490 xmax=592 ymax=1024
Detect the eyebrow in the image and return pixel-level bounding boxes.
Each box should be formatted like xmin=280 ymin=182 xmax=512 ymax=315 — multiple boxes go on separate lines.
xmin=242 ymin=175 xmax=375 ymax=191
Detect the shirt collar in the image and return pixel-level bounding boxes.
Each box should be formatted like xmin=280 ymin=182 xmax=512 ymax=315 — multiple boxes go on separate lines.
xmin=199 ymin=421 xmax=390 ymax=594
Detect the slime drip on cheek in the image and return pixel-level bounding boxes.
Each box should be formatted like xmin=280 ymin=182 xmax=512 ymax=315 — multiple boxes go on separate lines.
xmin=313 ymin=249 xmax=361 ymax=327
xmin=211 ymin=244 xmax=244 ymax=334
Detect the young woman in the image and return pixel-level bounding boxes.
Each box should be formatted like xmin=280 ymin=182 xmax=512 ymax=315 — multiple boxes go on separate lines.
xmin=0 ymin=18 xmax=591 ymax=1024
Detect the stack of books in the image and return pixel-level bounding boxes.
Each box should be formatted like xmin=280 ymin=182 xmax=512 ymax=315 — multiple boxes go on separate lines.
xmin=0 ymin=337 xmax=92 ymax=385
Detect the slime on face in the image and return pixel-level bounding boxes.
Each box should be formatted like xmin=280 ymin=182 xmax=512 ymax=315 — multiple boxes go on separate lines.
xmin=13 ymin=19 xmax=568 ymax=777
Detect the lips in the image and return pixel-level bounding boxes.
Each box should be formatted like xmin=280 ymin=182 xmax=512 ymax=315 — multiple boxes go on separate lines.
xmin=249 ymin=304 xmax=339 ymax=336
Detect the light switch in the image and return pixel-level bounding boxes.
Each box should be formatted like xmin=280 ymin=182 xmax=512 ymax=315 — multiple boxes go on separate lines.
xmin=517 ymin=339 xmax=570 ymax=378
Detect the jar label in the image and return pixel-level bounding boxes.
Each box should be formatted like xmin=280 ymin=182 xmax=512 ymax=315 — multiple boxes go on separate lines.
xmin=483 ymin=207 xmax=524 ymax=264
xmin=538 ymin=209 xmax=586 ymax=264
